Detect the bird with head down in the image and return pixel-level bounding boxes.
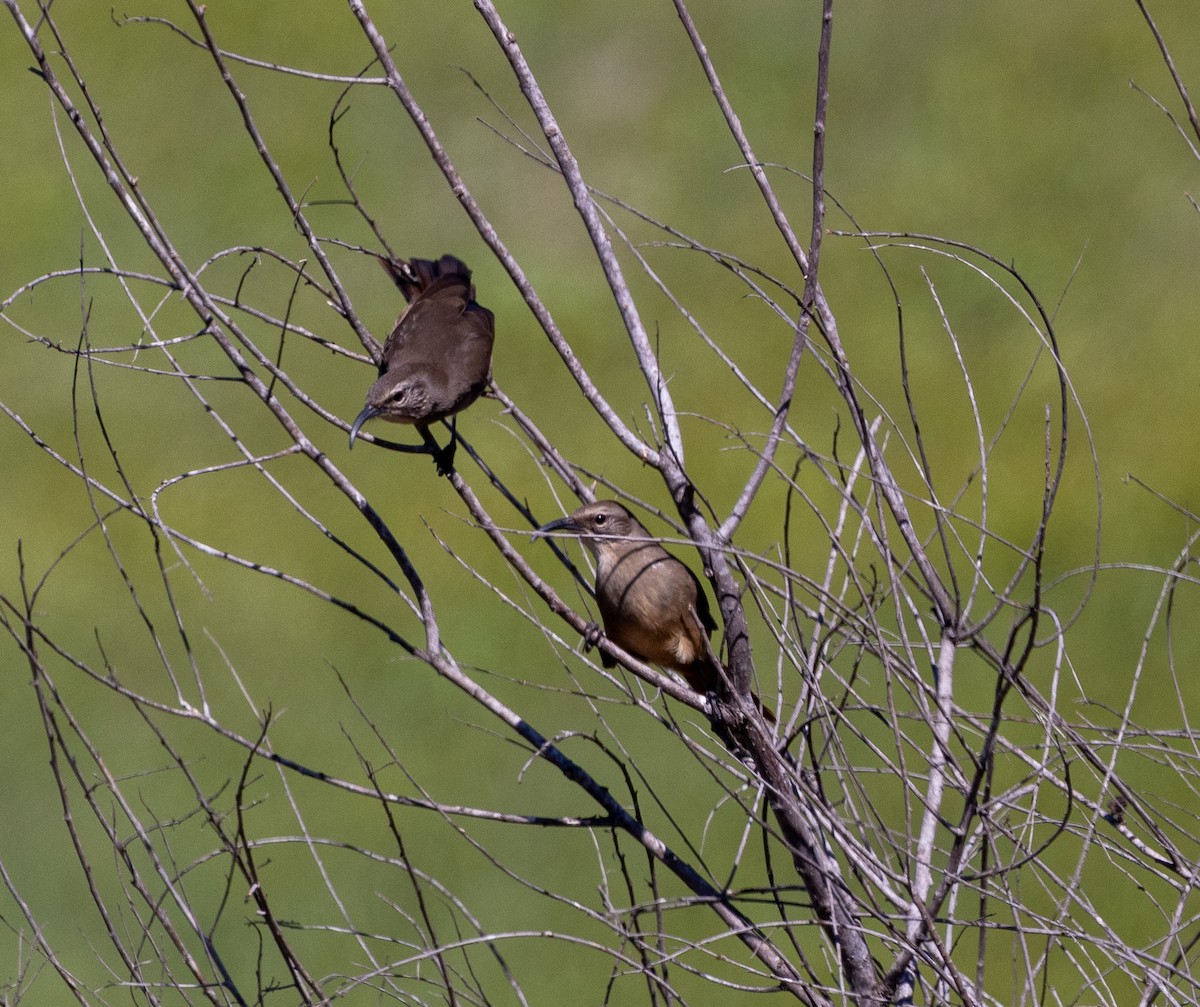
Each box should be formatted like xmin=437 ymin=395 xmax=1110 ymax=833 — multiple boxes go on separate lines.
xmin=349 ymin=254 xmax=494 ymax=475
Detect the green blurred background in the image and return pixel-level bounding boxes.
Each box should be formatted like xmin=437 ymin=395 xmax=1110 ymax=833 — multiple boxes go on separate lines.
xmin=1 ymin=1 xmax=1198 ymax=1002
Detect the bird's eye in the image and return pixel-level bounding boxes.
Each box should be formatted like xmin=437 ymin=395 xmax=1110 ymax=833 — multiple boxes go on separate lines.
xmin=594 ymin=514 xmax=607 ymax=526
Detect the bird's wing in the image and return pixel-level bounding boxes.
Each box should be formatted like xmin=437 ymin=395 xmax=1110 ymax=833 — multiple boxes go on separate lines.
xmin=686 ymin=566 xmax=719 ymax=636
xmin=380 ymin=291 xmax=495 ymax=419
xmin=380 ymin=279 xmax=474 ymax=362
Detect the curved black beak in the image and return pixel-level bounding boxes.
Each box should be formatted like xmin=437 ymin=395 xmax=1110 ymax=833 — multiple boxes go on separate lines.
xmin=348 ymin=404 xmax=378 ymax=448
xmin=533 ymin=515 xmax=580 ymax=540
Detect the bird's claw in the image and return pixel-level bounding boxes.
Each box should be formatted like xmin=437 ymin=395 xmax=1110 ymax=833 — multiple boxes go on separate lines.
xmin=582 ymin=621 xmax=603 ymax=652
xmin=432 ymin=440 xmax=456 ymax=477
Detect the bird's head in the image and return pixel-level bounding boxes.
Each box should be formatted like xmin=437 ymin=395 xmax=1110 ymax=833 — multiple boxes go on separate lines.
xmin=534 ymin=500 xmax=645 ymax=557
xmin=348 ymin=374 xmax=431 ymax=446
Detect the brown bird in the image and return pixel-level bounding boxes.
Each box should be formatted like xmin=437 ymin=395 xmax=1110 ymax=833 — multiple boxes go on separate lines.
xmin=535 ymin=500 xmax=723 ymax=697
xmin=349 ymin=254 xmax=494 ymax=474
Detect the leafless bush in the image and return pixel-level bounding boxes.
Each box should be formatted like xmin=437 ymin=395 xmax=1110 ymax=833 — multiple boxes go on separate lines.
xmin=1 ymin=2 xmax=1199 ymax=1006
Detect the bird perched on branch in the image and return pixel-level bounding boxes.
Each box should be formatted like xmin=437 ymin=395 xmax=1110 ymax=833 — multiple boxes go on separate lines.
xmin=535 ymin=500 xmax=724 ymax=697
xmin=349 ymin=254 xmax=494 ymax=475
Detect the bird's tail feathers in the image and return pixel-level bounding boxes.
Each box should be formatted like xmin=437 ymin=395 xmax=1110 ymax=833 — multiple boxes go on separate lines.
xmin=378 ymin=254 xmax=472 ymax=303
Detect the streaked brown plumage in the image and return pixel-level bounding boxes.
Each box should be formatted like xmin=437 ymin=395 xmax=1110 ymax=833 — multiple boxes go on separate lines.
xmin=536 ymin=500 xmax=721 ymax=695
xmin=349 ymin=254 xmax=494 ymax=473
